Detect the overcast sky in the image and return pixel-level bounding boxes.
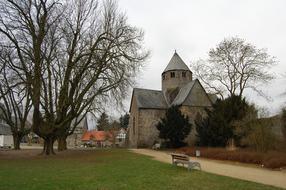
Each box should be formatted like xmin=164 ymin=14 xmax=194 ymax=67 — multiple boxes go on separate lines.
xmin=114 ymin=0 xmax=286 ymax=117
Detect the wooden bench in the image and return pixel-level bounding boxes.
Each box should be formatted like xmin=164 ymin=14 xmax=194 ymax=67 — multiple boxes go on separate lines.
xmin=171 ymin=153 xmax=201 ymax=171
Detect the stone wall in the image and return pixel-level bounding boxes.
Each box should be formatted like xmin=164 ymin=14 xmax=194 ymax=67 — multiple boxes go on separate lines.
xmin=180 ymin=106 xmax=210 ymax=145
xmin=128 ymin=96 xmax=140 ymax=148
xmin=137 ymin=109 xmax=166 ymax=147
xmin=129 ymin=105 xmax=211 ymax=147
xmin=134 ymin=106 xmax=209 ymax=147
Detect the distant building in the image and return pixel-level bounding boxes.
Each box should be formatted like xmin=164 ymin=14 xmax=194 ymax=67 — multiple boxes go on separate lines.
xmin=115 ymin=128 xmax=127 ymax=147
xmin=0 ymin=103 xmax=32 ymax=146
xmin=0 ymin=119 xmax=13 ymax=148
xmin=128 ymin=52 xmax=217 ymax=148
xmin=81 ymin=130 xmax=113 ymax=147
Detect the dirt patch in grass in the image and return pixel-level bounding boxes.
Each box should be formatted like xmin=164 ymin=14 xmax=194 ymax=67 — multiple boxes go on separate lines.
xmin=176 ymin=147 xmax=286 ymax=169
xmin=0 ymin=148 xmax=113 ymax=160
xmin=0 ymin=149 xmax=42 ymax=159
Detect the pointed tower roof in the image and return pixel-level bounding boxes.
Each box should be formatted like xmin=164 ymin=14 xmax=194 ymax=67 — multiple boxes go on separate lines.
xmin=163 ymin=52 xmax=190 ymax=73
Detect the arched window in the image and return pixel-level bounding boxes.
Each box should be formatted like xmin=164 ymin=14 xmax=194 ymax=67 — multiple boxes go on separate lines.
xmin=171 ymin=72 xmax=175 ymax=78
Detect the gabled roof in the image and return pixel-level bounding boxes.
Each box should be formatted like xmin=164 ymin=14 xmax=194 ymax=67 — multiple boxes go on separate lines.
xmin=172 ymin=79 xmax=213 ymax=107
xmin=172 ymin=80 xmax=196 ymax=105
xmin=131 ymin=88 xmax=168 ymax=110
xmin=163 ymin=52 xmax=190 ymax=73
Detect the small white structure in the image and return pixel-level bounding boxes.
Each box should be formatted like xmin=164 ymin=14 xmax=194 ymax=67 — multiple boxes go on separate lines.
xmin=115 ymin=128 xmax=127 ymax=147
xmin=0 ymin=121 xmax=13 ymax=148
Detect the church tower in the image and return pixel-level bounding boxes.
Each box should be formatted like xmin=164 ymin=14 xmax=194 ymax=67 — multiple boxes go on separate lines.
xmin=162 ymin=52 xmax=192 ymax=103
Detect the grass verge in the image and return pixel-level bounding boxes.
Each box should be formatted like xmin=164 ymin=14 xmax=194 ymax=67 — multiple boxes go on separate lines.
xmin=0 ymin=149 xmax=283 ymax=190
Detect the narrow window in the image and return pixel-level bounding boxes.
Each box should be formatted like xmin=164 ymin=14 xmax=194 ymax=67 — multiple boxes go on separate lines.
xmin=182 ymin=72 xmax=186 ymax=77
xmin=162 ymin=74 xmax=165 ymax=80
xmin=171 ymin=72 xmax=175 ymax=78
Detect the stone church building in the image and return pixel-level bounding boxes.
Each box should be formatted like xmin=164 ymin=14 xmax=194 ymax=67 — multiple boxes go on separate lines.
xmin=128 ymin=52 xmax=217 ymax=148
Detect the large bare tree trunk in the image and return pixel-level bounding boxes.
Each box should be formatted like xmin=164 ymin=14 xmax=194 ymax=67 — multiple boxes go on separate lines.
xmin=13 ymin=134 xmax=21 ymax=150
xmin=57 ymin=135 xmax=68 ymax=151
xmin=42 ymin=137 xmax=56 ymax=155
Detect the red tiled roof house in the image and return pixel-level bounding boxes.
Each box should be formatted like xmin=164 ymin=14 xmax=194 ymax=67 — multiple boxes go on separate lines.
xmin=81 ymin=130 xmax=113 ymax=147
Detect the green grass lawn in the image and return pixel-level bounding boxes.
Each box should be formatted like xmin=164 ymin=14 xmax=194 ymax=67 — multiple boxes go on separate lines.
xmin=0 ymin=149 xmax=282 ymax=190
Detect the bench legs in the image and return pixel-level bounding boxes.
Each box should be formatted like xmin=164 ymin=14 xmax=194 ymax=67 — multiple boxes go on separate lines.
xmin=188 ymin=162 xmax=201 ymax=171
xmin=173 ymin=161 xmax=201 ymax=171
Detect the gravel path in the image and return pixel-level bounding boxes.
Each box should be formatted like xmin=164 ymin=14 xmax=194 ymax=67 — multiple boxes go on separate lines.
xmin=130 ymin=149 xmax=286 ymax=189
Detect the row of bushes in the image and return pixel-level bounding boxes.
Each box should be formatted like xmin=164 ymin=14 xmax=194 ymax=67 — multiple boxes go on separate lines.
xmin=176 ymin=147 xmax=286 ymax=169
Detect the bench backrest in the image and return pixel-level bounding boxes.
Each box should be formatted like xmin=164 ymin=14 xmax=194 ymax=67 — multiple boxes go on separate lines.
xmin=171 ymin=154 xmax=189 ymax=161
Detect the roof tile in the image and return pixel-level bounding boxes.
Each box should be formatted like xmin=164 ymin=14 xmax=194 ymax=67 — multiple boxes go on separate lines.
xmin=133 ymin=88 xmax=168 ymax=109
xmin=82 ymin=130 xmax=112 ymax=141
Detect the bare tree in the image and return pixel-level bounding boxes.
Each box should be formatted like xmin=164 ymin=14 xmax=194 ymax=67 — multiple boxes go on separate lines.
xmin=0 ymin=0 xmax=148 ymax=155
xmin=191 ymin=37 xmax=276 ymax=99
xmin=56 ymin=112 xmax=88 ymax=151
xmin=0 ymin=47 xmax=32 ymax=150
